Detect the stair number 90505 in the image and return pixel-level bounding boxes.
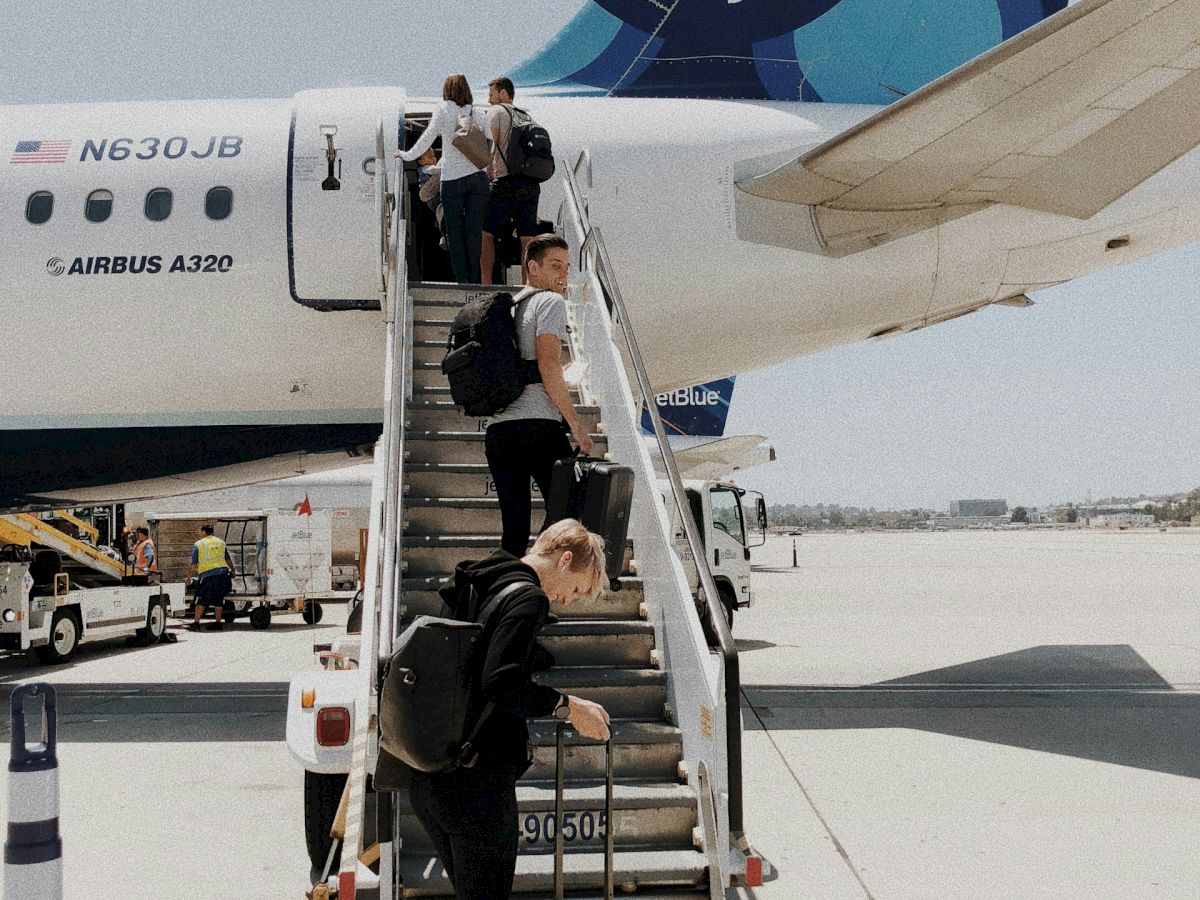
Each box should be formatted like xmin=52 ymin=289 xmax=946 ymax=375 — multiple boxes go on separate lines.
xmin=522 ymin=811 xmax=607 ymax=844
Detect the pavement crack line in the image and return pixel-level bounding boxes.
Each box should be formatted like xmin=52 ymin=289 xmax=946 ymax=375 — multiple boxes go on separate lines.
xmin=744 ymin=690 xmax=877 ymax=900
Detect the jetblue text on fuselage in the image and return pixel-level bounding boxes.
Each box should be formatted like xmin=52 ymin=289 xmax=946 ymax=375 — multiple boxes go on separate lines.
xmin=655 ymin=387 xmax=722 ymax=406
xmin=79 ymin=136 xmax=243 ymax=162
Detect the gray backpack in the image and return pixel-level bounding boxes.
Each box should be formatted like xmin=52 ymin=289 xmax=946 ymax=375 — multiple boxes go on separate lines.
xmin=379 ymin=579 xmax=532 ymax=772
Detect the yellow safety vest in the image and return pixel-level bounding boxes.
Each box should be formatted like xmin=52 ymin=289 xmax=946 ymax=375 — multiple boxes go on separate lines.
xmin=195 ymin=535 xmax=228 ymax=574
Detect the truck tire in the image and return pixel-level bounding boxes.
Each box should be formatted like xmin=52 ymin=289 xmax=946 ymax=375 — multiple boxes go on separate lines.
xmin=133 ymin=599 xmax=167 ymax=646
xmin=304 ymin=770 xmax=347 ymax=875
xmin=249 ymin=605 xmax=271 ymax=630
xmin=302 ymin=601 xmax=324 ymax=625
xmin=717 ymin=585 xmax=736 ymax=631
xmin=35 ymin=610 xmax=80 ymax=664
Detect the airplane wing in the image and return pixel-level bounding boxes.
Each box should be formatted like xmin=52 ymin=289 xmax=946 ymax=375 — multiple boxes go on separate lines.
xmin=672 ymin=436 xmax=775 ymax=481
xmin=735 ymin=0 xmax=1200 ymax=257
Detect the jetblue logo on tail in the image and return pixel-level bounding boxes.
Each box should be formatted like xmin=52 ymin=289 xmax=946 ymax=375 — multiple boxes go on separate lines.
xmin=642 ymin=377 xmax=735 ymax=438
xmin=512 ymin=0 xmax=1068 ymax=102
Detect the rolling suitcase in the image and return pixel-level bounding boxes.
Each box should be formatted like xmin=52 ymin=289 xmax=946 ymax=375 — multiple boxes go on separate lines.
xmin=546 ymin=455 xmax=634 ymax=592
xmin=555 ymin=722 xmax=614 ymax=899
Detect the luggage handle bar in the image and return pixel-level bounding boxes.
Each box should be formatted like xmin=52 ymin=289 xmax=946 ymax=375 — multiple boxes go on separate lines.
xmin=555 ymin=722 xmax=614 ymax=900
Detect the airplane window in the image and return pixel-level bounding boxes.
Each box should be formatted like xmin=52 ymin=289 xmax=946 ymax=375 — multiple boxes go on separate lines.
xmin=25 ymin=191 xmax=53 ymax=225
xmin=85 ymin=190 xmax=113 ymax=223
xmin=205 ymin=186 xmax=232 ymax=220
xmin=144 ymin=188 xmax=172 ymax=222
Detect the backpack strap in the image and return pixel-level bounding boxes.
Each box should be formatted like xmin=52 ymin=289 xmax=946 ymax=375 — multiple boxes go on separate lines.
xmin=511 ymin=288 xmax=546 ymax=385
xmin=455 ymin=575 xmax=540 ymax=768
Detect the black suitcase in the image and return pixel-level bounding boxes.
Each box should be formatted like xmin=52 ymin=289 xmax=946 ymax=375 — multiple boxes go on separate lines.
xmin=546 ymin=455 xmax=634 ymax=591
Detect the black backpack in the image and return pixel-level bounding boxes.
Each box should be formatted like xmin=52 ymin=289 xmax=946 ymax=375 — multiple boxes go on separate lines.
xmin=503 ymin=105 xmax=555 ymax=183
xmin=378 ymin=577 xmax=534 ymax=773
xmin=441 ymin=291 xmax=542 ymax=417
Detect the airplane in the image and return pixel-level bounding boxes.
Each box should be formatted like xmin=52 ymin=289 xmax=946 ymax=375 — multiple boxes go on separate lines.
xmin=4 ymin=0 xmax=1200 ymax=510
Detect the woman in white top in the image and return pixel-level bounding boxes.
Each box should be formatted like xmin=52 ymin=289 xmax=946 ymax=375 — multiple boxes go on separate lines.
xmin=397 ymin=74 xmax=491 ymax=284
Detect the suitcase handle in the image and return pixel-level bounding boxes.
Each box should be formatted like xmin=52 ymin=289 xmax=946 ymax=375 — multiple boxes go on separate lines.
xmin=555 ymin=722 xmax=614 ymax=900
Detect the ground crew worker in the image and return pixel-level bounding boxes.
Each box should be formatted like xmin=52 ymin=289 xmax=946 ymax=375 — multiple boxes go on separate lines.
xmin=130 ymin=526 xmax=158 ymax=576
xmin=186 ymin=524 xmax=234 ymax=632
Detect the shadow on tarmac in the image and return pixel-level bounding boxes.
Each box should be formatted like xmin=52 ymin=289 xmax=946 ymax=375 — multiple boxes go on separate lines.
xmin=0 ymin=681 xmax=289 ymax=743
xmin=744 ymin=644 xmax=1200 ymax=779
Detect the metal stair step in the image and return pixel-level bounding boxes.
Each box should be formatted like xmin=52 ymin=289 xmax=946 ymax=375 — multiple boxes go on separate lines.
xmin=407 ymin=399 xmax=600 ymax=434
xmin=412 ymin=384 xmax=584 ymax=404
xmin=396 ymin=782 xmax=696 ymax=854
xmin=398 ymin=848 xmax=709 ymax=896
xmin=400 ymin=575 xmax=645 ymax=621
xmin=402 ymin=535 xmax=632 ymax=580
xmin=403 ymin=461 xmax=499 ymax=499
xmin=405 ymin=431 xmax=607 ymax=465
xmin=413 ymin=340 xmax=573 ymax=369
xmin=537 ymin=620 xmax=655 ymax=667
xmin=525 ymin=719 xmax=683 ymax=783
xmin=403 ymin=496 xmax=542 ymax=538
xmin=533 ymin=667 xmax=667 ymax=719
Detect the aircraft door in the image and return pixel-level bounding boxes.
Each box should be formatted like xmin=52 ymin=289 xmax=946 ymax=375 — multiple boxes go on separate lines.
xmin=289 ymin=88 xmax=405 ymax=309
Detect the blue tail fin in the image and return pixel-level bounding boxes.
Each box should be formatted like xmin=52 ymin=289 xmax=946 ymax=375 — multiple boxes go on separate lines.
xmin=641 ymin=378 xmax=736 ymax=438
xmin=511 ymin=0 xmax=1068 ymax=102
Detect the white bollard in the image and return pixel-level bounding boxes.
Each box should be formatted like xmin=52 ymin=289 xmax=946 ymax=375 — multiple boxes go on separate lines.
xmin=4 ymin=682 xmax=62 ymax=900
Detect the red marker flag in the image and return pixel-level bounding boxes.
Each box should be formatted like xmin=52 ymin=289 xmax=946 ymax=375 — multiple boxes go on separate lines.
xmin=296 ymin=494 xmax=313 ymax=516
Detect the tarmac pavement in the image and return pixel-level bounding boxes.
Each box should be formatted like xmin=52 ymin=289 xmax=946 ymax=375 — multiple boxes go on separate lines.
xmin=3 ymin=530 xmax=1199 ymax=898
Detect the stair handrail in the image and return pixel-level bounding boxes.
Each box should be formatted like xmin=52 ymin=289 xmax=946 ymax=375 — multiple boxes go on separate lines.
xmin=376 ymin=166 xmax=411 ymax=665
xmin=560 ymin=157 xmax=746 ymax=846
xmin=336 ymin=140 xmax=409 ymax=899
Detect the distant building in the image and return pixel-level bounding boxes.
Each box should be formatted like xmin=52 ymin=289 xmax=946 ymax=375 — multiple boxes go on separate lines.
xmin=950 ymin=499 xmax=1008 ymax=517
xmin=1084 ymin=509 xmax=1156 ymax=528
xmin=928 ymin=515 xmax=1011 ymax=530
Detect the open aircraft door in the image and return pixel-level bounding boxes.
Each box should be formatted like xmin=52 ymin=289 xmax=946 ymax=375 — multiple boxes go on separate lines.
xmin=288 ymin=87 xmax=405 ymax=309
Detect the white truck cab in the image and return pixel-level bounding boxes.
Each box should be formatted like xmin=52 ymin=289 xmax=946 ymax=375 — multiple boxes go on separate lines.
xmin=664 ymin=478 xmax=767 ymax=626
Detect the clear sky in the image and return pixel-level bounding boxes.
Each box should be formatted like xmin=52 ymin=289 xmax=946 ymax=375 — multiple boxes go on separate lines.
xmin=4 ymin=1 xmax=1197 ymax=512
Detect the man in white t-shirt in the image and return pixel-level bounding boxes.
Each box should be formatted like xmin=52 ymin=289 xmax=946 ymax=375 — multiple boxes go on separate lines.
xmin=485 ymin=234 xmax=594 ymax=556
xmin=481 ymin=76 xmax=542 ymax=284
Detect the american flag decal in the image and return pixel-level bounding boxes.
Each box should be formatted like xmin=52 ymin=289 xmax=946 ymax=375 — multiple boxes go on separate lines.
xmin=11 ymin=140 xmax=72 ymax=164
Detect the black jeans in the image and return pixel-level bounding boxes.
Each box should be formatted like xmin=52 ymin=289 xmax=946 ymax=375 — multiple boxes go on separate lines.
xmin=440 ymin=171 xmax=489 ymax=284
xmin=485 ymin=419 xmax=572 ymax=557
xmin=409 ymin=763 xmax=522 ymax=900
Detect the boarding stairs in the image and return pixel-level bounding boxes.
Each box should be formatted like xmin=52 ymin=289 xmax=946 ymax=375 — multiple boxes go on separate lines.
xmin=333 ymin=131 xmax=750 ymax=899
xmin=0 ymin=513 xmax=124 ymax=585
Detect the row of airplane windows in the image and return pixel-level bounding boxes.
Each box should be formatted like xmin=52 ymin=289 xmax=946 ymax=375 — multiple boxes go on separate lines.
xmin=24 ymin=187 xmax=234 ymax=225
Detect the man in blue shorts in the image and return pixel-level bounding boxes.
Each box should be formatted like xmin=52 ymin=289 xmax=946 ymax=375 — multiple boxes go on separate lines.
xmin=186 ymin=524 xmax=235 ymax=631
xmin=481 ymin=77 xmax=541 ymax=284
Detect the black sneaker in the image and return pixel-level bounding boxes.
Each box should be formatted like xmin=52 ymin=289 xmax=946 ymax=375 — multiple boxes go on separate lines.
xmin=204 ymin=623 xmax=224 ymax=632
xmin=185 ymin=623 xmax=202 ymax=632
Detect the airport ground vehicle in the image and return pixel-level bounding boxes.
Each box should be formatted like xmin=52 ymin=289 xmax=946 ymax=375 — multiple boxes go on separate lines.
xmin=668 ymin=479 xmax=767 ymax=627
xmin=0 ymin=513 xmax=185 ymax=663
xmin=148 ymin=511 xmax=349 ymax=628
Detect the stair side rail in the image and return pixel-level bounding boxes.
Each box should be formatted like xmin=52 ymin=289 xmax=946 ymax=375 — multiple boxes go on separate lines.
xmin=336 ymin=124 xmax=410 ymax=899
xmin=559 ymin=156 xmax=748 ymax=888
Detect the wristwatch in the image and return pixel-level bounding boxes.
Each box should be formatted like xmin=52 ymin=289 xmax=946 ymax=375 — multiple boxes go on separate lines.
xmin=553 ymin=695 xmax=571 ymax=720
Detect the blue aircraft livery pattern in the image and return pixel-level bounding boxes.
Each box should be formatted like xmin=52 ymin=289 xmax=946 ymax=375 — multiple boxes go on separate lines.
xmin=511 ymin=0 xmax=1068 ymax=102
xmin=641 ymin=378 xmax=736 ymax=438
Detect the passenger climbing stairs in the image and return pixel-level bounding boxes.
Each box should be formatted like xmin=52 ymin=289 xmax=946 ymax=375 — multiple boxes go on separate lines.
xmin=392 ymin=285 xmax=711 ymax=896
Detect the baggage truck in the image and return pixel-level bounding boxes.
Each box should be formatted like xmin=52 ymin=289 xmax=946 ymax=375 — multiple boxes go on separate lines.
xmin=148 ymin=510 xmax=348 ymax=629
xmin=0 ymin=548 xmax=185 ymax=663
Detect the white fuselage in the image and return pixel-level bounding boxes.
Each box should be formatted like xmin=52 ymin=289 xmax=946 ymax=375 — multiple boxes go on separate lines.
xmin=4 ymin=86 xmax=1200 ymax=503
